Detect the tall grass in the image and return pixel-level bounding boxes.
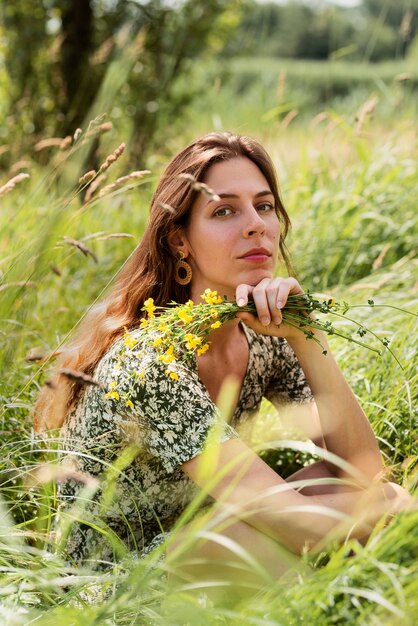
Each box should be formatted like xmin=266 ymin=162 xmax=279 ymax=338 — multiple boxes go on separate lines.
xmin=0 ymin=84 xmax=417 ymax=623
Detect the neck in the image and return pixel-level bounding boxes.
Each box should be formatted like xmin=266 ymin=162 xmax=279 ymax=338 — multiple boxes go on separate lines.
xmin=205 ymin=317 xmax=243 ymax=354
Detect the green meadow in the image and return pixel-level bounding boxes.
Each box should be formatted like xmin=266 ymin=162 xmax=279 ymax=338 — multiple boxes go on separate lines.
xmin=0 ymin=55 xmax=417 ymax=624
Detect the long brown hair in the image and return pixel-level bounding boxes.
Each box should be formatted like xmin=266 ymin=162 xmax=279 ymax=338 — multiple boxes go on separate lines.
xmin=33 ymin=131 xmax=293 ymax=430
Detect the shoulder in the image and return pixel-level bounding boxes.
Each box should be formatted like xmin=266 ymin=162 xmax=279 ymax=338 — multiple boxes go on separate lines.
xmin=95 ymin=327 xmax=204 ymax=411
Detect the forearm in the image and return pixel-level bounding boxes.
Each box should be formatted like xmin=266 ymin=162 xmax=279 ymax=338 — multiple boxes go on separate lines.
xmin=287 ymin=330 xmax=383 ymax=482
xmin=238 ymin=486 xmax=375 ymax=554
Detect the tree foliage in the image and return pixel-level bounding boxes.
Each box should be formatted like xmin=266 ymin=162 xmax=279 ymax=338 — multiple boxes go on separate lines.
xmin=0 ymin=0 xmax=243 ymax=165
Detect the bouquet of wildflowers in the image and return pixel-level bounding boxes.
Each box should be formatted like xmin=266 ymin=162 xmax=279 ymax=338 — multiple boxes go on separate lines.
xmin=104 ymin=289 xmax=414 ymax=401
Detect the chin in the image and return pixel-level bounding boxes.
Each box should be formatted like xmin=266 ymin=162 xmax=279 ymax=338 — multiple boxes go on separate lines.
xmin=245 ymin=270 xmax=275 ymax=286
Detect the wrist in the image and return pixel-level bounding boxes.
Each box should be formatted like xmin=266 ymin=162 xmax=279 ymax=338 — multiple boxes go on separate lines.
xmin=287 ymin=328 xmax=329 ymax=353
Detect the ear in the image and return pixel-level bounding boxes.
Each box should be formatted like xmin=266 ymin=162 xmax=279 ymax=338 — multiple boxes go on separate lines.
xmin=167 ymin=227 xmax=189 ymax=257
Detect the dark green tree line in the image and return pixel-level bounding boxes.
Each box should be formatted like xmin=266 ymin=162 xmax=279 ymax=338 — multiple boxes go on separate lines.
xmin=225 ymin=0 xmax=418 ymax=62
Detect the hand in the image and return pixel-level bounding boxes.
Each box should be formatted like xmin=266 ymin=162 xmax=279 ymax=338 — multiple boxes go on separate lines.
xmin=235 ymin=277 xmax=306 ymax=339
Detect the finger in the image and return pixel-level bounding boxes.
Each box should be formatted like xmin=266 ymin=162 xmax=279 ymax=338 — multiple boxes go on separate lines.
xmin=252 ymin=279 xmax=272 ymax=326
xmin=266 ymin=278 xmax=284 ymax=324
xmin=276 ymin=277 xmax=303 ymax=309
xmin=236 ymin=283 xmax=252 ymax=307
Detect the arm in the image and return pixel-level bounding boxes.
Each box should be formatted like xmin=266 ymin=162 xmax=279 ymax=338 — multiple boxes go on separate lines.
xmin=181 ymin=437 xmax=406 ymax=555
xmin=286 ymin=329 xmax=383 ymax=482
xmin=236 ymin=277 xmax=384 ymax=483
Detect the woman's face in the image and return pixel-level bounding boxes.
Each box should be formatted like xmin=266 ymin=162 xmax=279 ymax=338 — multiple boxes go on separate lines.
xmin=180 ymin=157 xmax=281 ymax=301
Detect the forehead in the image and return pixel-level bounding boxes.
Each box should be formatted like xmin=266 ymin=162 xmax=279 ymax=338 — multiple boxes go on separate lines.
xmin=202 ymin=157 xmax=271 ymax=193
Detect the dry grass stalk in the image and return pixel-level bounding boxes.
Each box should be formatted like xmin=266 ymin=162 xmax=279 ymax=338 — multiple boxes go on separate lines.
xmin=63 ymin=237 xmax=98 ymax=263
xmin=90 ymin=36 xmax=114 ymax=65
xmin=34 ymin=138 xmax=64 ymax=151
xmin=372 ymin=243 xmax=391 ymax=270
xmin=84 ymin=121 xmax=113 ymax=142
xmin=60 ymin=136 xmax=73 ymax=150
xmin=395 ymin=72 xmax=413 ymax=82
xmin=97 ymin=170 xmax=151 ymax=197
xmin=159 ymin=202 xmax=175 ymax=214
xmin=400 ymin=10 xmax=412 ymax=40
xmin=99 ymin=142 xmax=126 ymax=173
xmin=0 ymin=173 xmax=30 ymax=198
xmin=0 ymin=280 xmax=36 ymax=292
xmin=59 ymin=367 xmax=103 ymax=387
xmin=281 ymin=109 xmax=299 ymax=129
xmin=79 ymin=170 xmax=96 ymax=185
xmin=95 ymin=233 xmax=135 ymax=240
xmin=98 ymin=122 xmax=113 ymax=134
xmin=50 ymin=264 xmax=62 ymax=276
xmin=25 ymin=348 xmax=63 ymax=363
xmin=9 ymin=160 xmax=31 ymax=175
xmin=177 ymin=173 xmax=220 ymax=201
xmin=84 ymin=173 xmax=107 ymax=202
xmin=355 ymin=95 xmax=379 ymax=134
xmin=276 ymin=69 xmax=287 ymax=103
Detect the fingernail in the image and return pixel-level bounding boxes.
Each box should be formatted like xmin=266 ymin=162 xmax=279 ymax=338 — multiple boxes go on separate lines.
xmin=276 ymin=300 xmax=284 ymax=309
xmin=273 ymin=316 xmax=282 ymax=325
xmin=237 ymin=298 xmax=245 ymax=306
xmin=261 ymin=316 xmax=270 ymax=326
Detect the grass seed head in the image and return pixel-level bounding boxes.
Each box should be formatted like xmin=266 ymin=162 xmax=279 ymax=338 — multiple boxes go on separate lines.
xmin=84 ymin=173 xmax=107 ymax=202
xmin=0 ymin=172 xmax=30 ymax=198
xmin=98 ymin=170 xmax=151 ymax=197
xmin=99 ymin=142 xmax=126 ymax=174
xmin=79 ymin=170 xmax=97 ymax=185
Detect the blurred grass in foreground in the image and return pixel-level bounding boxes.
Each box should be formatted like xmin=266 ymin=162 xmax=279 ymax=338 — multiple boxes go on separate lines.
xmin=0 ymin=83 xmax=417 ymax=623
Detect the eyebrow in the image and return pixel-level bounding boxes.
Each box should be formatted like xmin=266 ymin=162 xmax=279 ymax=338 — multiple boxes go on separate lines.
xmin=205 ymin=190 xmax=274 ymax=205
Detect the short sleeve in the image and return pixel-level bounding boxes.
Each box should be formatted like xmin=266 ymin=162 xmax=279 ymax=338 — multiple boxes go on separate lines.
xmin=97 ymin=340 xmax=238 ymax=474
xmin=265 ymin=337 xmax=314 ymax=407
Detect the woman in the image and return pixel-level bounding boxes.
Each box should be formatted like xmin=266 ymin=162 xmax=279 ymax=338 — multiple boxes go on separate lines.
xmin=34 ymin=132 xmax=409 ymax=584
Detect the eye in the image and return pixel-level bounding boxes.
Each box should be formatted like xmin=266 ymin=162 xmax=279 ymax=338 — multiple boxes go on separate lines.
xmin=257 ymin=202 xmax=274 ymax=212
xmin=213 ymin=206 xmax=233 ymax=217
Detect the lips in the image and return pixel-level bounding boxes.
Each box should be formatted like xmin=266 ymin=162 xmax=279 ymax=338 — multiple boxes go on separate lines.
xmin=239 ymin=247 xmax=271 ymax=259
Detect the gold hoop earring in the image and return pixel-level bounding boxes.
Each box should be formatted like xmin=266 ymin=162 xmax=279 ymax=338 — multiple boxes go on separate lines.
xmin=174 ymin=251 xmax=192 ymax=285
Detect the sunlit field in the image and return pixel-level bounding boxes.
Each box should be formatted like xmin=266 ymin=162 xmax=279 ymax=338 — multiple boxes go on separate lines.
xmin=0 ymin=57 xmax=417 ymax=624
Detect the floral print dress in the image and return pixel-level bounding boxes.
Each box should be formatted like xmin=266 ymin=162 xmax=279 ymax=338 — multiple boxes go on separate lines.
xmin=57 ymin=322 xmax=313 ymax=568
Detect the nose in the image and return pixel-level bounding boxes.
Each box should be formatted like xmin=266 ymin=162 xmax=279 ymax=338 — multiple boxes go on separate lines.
xmin=243 ymin=205 xmax=265 ymax=238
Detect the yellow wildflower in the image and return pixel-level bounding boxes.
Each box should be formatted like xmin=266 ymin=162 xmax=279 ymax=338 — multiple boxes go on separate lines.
xmin=137 ymin=370 xmax=145 ymax=379
xmin=159 ymin=354 xmax=175 ymax=364
xmin=327 ymin=298 xmax=335 ymax=307
xmin=184 ymin=333 xmax=202 ymax=350
xmin=109 ymin=381 xmax=117 ymax=390
xmin=158 ymin=344 xmax=175 ymax=364
xmin=144 ymin=297 xmax=155 ymax=318
xmin=209 ymin=308 xmax=218 ymax=318
xmin=210 ymin=320 xmax=222 ymax=329
xmin=105 ymin=390 xmax=120 ymax=401
xmin=125 ymin=399 xmax=134 ymax=408
xmin=185 ymin=299 xmax=194 ymax=307
xmin=197 ymin=343 xmax=210 ymax=356
xmin=158 ymin=322 xmax=171 ymax=333
xmin=140 ymin=317 xmax=149 ymax=328
xmin=123 ymin=334 xmax=138 ymax=349
xmin=165 ymin=370 xmax=179 ymax=381
xmin=178 ymin=310 xmax=193 ymax=324
xmin=153 ymin=336 xmax=163 ymax=348
xmin=201 ymin=288 xmax=223 ymax=305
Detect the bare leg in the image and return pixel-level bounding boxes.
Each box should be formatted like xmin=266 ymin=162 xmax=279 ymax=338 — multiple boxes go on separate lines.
xmin=165 ymin=505 xmax=301 ymax=605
